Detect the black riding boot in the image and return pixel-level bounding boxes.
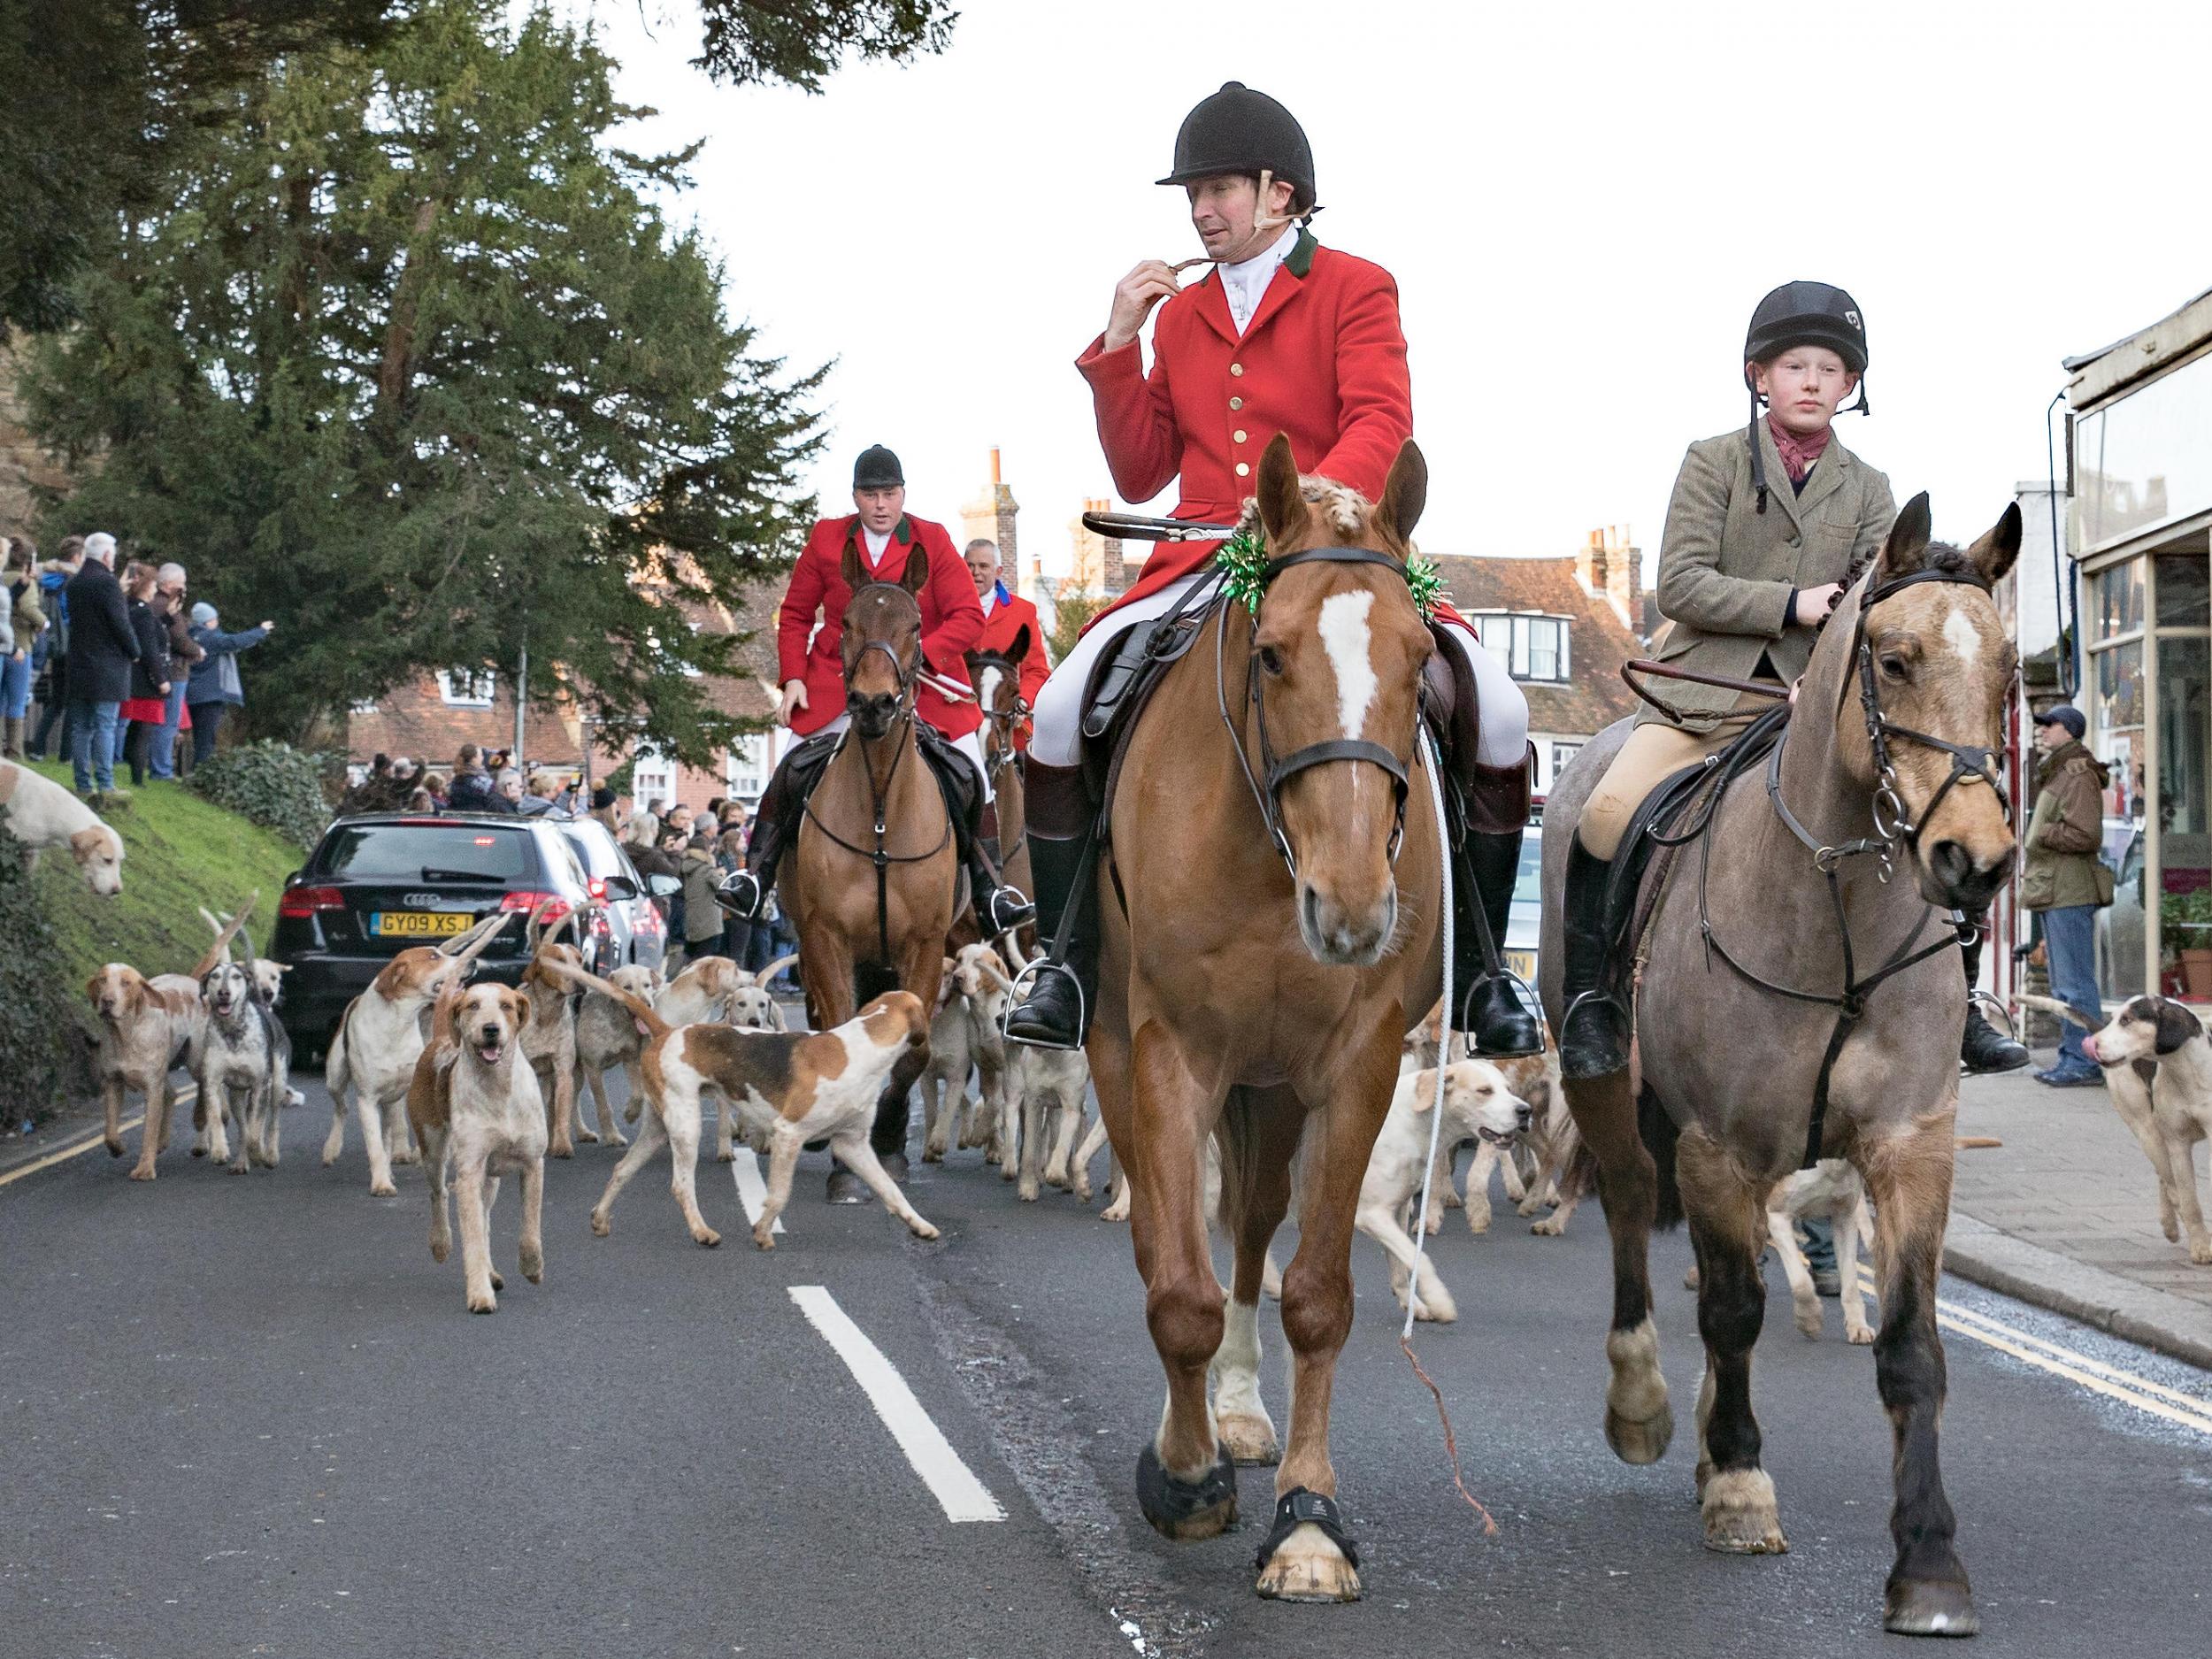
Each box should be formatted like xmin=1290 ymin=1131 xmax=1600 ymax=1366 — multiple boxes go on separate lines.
xmin=1557 ymin=837 xmax=1630 ymax=1080
xmin=918 ymin=736 xmax=1034 ymax=935
xmin=1003 ymin=763 xmax=1095 ymax=1049
xmin=716 ymin=734 xmax=833 ymax=922
xmin=1456 ymin=830 xmax=1542 ymax=1056
xmin=1958 ymin=917 xmax=2029 ymax=1074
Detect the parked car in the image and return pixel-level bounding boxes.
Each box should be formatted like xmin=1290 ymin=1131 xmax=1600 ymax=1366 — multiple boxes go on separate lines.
xmin=556 ymin=815 xmax=672 ymax=979
xmin=270 ymin=812 xmax=671 ymax=1058
xmin=1504 ymin=820 xmax=1540 ymax=987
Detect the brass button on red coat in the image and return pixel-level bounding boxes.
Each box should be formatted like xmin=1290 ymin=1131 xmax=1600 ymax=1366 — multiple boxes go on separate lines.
xmin=1229 ymin=396 xmax=1243 ymax=410
xmin=1229 ymin=363 xmax=1244 ymax=377
xmin=1235 ymin=462 xmax=1250 ymax=477
xmin=1233 ymin=429 xmax=1248 ymax=444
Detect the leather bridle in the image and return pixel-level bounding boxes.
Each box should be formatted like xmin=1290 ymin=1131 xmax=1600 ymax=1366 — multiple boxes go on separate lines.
xmin=1217 ymin=545 xmax=1417 ymax=881
xmin=803 ymin=592 xmax=952 ymax=963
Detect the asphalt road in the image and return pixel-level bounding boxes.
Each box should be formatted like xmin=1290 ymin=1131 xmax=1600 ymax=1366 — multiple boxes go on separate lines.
xmin=5 ymin=1069 xmax=2211 ymax=1659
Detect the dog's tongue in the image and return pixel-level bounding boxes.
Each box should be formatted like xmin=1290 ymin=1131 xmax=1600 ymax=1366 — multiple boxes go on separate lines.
xmin=477 ymin=1042 xmax=503 ymax=1064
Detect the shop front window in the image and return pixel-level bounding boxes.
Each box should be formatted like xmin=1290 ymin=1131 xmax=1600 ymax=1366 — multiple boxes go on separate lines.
xmin=2088 ymin=610 xmax=2146 ymax=1000
xmin=2157 ymin=635 xmax=2212 ymax=999
xmin=2072 ymin=349 xmax=2212 ymax=553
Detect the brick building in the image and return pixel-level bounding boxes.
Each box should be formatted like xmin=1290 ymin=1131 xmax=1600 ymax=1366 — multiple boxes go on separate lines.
xmin=345 ymin=580 xmax=789 ymax=818
xmin=1429 ymin=526 xmax=1652 ymax=795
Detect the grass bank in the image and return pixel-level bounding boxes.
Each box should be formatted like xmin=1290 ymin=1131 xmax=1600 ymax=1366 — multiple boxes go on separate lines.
xmin=26 ymin=759 xmax=310 ymax=993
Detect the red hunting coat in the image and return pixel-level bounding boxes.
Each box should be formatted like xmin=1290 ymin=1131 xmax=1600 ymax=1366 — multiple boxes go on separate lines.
xmin=1076 ymin=229 xmax=1460 ymax=628
xmin=777 ymin=513 xmax=984 ymax=740
xmin=973 ymin=588 xmax=1050 ymax=749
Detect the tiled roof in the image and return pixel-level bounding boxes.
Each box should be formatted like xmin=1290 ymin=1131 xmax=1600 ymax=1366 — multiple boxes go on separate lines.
xmin=1427 ymin=555 xmax=1647 ymax=737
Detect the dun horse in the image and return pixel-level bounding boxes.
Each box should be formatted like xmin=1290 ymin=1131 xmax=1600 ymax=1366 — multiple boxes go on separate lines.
xmin=1540 ymin=495 xmax=2019 ymax=1636
xmin=783 ymin=546 xmax=958 ymax=1164
xmin=1090 ymin=434 xmax=1443 ymax=1601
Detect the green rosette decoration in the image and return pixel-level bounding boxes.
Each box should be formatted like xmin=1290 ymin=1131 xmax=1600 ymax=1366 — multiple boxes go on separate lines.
xmin=1215 ymin=529 xmax=1445 ymax=623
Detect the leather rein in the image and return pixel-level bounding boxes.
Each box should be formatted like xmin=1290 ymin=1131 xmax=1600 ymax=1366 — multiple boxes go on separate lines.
xmin=802 ymin=610 xmax=954 ymax=964
xmin=1661 ymin=566 xmax=2009 ymax=1168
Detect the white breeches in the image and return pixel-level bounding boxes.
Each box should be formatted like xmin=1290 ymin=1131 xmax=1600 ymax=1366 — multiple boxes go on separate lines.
xmin=1029 ymin=577 xmax=1530 ymax=772
xmin=813 ymin=714 xmax=993 ymax=803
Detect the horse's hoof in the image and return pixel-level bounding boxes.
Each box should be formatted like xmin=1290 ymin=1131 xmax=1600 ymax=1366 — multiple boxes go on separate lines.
xmin=1215 ymin=1410 xmax=1279 ymax=1467
xmin=1136 ymin=1441 xmax=1238 ymax=1540
xmin=1885 ymin=1578 xmax=1978 ymax=1638
xmin=1604 ymin=1400 xmax=1673 ymax=1465
xmin=1255 ymin=1524 xmax=1363 ymax=1603
xmin=1701 ymin=1468 xmax=1788 ymax=1555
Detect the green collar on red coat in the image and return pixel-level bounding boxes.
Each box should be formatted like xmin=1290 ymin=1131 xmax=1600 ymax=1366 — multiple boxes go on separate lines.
xmin=1284 ymin=227 xmax=1317 ymax=278
xmin=841 ymin=513 xmax=914 ymax=549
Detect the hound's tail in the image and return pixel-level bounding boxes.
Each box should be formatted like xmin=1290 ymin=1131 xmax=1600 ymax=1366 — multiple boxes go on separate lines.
xmin=544 ymin=960 xmax=671 ymax=1042
xmin=325 ymin=999 xmax=354 ymax=1095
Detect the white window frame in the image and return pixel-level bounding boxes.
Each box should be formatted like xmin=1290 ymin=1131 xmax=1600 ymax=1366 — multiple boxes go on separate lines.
xmin=723 ymin=734 xmax=770 ymax=802
xmin=436 ymin=669 xmax=496 ymax=708
xmin=630 ymin=752 xmax=676 ymax=811
xmin=1468 ymin=612 xmax=1571 ymax=685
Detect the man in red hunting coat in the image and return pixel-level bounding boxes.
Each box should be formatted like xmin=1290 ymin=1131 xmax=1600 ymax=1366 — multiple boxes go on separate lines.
xmin=718 ymin=444 xmax=1034 ymax=941
xmin=1007 ymin=82 xmax=1537 ymax=1057
xmin=964 ymin=537 xmax=1048 ymax=749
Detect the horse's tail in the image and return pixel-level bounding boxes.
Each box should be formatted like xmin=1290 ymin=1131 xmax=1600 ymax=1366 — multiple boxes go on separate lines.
xmin=545 ymin=960 xmax=672 ymax=1042
xmin=1637 ymin=1084 xmax=1684 ymax=1233
xmin=854 ymin=961 xmax=899 ymax=1010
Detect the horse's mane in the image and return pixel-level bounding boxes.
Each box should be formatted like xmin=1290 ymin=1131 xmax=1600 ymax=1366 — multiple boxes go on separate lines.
xmin=1233 ymin=474 xmax=1369 ymax=542
xmin=1842 ymin=534 xmax=1985 ymax=595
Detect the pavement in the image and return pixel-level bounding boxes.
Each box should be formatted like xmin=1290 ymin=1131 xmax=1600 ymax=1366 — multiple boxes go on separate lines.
xmin=7 ymin=1068 xmax=2212 ymax=1657
xmin=1949 ymin=1047 xmax=2212 ymax=1368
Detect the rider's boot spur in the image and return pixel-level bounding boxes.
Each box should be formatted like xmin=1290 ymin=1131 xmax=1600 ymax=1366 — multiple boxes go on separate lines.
xmin=1557 ymin=835 xmax=1631 ymax=1080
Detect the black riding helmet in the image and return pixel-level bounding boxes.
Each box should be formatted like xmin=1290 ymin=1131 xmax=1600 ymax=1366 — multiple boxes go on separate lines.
xmin=1156 ymin=81 xmax=1317 ymax=217
xmin=1742 ymin=280 xmax=1870 ymax=514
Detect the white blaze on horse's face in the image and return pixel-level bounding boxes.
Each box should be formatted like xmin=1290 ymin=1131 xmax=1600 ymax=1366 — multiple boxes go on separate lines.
xmin=1941 ymin=608 xmax=1982 ymax=669
xmin=1317 ymin=591 xmax=1379 ymax=742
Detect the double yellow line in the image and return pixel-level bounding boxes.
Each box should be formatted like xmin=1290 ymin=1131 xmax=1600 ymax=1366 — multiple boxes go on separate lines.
xmin=1858 ymin=1270 xmax=2212 ymax=1437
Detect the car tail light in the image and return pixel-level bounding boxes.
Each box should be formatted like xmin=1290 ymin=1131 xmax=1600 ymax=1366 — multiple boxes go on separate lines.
xmin=502 ymin=890 xmax=572 ymax=923
xmin=587 ymin=877 xmax=607 ymax=901
xmin=279 ymin=885 xmax=346 ymax=918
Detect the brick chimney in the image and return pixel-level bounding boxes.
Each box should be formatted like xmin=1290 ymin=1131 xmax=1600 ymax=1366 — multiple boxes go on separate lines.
xmin=960 ymin=446 xmax=1020 ymax=588
xmin=1065 ymin=497 xmax=1128 ymax=595
xmin=1576 ymin=529 xmax=1609 ymax=604
xmin=1603 ymin=524 xmax=1642 ymax=638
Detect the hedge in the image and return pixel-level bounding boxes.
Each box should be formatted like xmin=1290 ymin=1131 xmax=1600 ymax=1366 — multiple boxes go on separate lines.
xmin=188 ymin=740 xmax=336 ymax=850
xmin=0 ymin=819 xmax=83 ymax=1129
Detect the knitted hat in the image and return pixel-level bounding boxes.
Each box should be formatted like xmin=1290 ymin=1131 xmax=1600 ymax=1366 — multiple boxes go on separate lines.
xmin=189 ymin=601 xmax=217 ymax=626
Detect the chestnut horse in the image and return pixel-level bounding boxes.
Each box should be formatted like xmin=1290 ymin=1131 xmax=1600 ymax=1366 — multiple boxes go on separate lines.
xmin=1089 ymin=434 xmax=1443 ymax=1602
xmin=1540 ymin=496 xmax=2019 ymax=1636
xmin=966 ymin=627 xmax=1037 ymax=957
xmin=782 ymin=545 xmax=956 ymax=1155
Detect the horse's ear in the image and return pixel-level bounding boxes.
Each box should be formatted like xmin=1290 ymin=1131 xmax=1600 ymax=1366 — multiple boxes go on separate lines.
xmin=1967 ymin=501 xmax=2023 ymax=588
xmin=1878 ymin=493 xmax=1934 ymax=579
xmin=1377 ymin=441 xmax=1427 ymax=548
xmin=900 ymin=546 xmax=931 ymax=595
xmin=840 ymin=541 xmax=864 ymax=591
xmin=1256 ymin=433 xmax=1303 ymax=544
xmin=1007 ymin=623 xmax=1031 ymax=665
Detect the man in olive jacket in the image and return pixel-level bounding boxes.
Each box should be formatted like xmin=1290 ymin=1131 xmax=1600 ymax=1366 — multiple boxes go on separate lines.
xmin=2021 ymin=704 xmax=2111 ymax=1087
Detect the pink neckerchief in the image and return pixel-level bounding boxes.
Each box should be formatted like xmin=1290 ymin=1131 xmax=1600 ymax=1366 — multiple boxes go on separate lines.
xmin=1768 ymin=416 xmax=1833 ymax=484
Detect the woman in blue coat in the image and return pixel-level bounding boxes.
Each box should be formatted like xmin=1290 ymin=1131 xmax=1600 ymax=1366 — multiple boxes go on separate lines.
xmin=184 ymin=603 xmax=273 ymax=769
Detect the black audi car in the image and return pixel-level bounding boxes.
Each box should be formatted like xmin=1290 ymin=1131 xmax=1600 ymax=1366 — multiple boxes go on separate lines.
xmin=270 ymin=813 xmax=672 ymax=1058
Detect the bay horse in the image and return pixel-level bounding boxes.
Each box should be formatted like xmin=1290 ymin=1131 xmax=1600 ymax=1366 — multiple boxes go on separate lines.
xmin=1089 ymin=434 xmax=1443 ymax=1602
xmin=965 ymin=626 xmax=1037 ymax=957
xmin=1540 ymin=495 xmax=2019 ymax=1636
xmin=782 ymin=544 xmax=957 ymax=1168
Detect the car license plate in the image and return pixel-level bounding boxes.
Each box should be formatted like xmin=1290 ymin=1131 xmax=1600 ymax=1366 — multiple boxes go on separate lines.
xmin=370 ymin=910 xmax=473 ymax=938
xmin=1506 ymin=949 xmax=1537 ymax=982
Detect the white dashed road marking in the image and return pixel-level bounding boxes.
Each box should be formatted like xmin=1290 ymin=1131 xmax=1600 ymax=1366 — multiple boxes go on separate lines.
xmin=788 ymin=1285 xmax=1004 ymax=1522
xmin=729 ymin=1147 xmax=784 ymax=1234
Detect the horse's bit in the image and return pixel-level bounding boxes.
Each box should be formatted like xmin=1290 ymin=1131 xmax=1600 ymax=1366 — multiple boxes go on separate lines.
xmin=1217 ymin=546 xmax=1416 ymax=882
xmin=802 ymin=606 xmax=953 ymax=964
xmin=1690 ymin=565 xmax=2009 ymax=1168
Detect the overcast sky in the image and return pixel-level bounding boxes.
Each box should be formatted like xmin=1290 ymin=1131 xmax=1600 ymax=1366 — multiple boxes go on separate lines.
xmin=583 ymin=0 xmax=2212 ymax=579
